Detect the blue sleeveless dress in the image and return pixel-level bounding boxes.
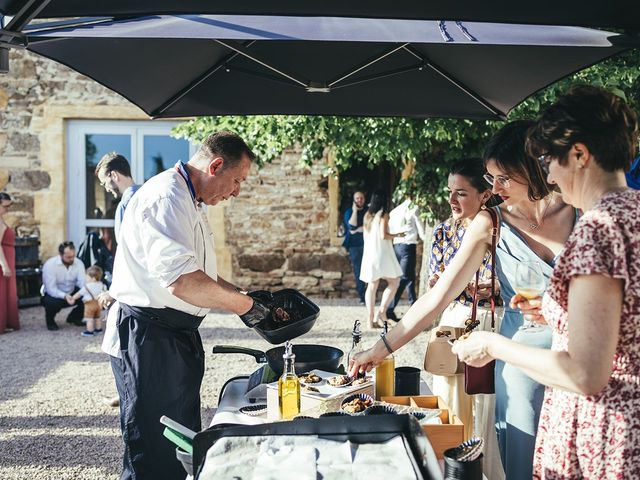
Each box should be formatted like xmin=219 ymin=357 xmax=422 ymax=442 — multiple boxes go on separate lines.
xmin=494 ymin=207 xmax=559 ymax=479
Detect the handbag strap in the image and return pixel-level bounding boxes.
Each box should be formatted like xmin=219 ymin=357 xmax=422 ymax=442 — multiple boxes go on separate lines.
xmin=470 ymin=207 xmax=498 ymax=331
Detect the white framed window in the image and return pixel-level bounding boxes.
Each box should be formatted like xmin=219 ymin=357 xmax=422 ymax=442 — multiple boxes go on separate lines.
xmin=66 ymin=120 xmax=196 ymax=247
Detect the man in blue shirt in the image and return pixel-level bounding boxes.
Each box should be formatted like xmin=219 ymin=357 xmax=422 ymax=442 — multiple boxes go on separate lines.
xmin=343 ymin=191 xmax=367 ymax=304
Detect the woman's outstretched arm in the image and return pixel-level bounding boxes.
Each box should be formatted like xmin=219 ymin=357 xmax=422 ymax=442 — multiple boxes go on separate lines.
xmin=349 ymin=211 xmax=495 ymax=375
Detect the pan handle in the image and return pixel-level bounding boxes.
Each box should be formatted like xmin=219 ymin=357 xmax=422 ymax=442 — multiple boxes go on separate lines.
xmin=212 ymin=345 xmax=267 ymax=364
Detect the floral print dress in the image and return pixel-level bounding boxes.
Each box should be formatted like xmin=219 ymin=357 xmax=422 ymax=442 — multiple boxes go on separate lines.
xmin=536 ymin=189 xmax=640 ymax=479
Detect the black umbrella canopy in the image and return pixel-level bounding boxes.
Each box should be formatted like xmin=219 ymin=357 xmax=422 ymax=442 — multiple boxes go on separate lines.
xmin=26 ymin=15 xmax=626 ymax=120
xmin=1 ymin=0 xmax=639 ymax=30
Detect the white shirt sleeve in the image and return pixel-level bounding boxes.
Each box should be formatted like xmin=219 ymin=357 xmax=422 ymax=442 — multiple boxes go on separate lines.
xmin=139 ymin=196 xmax=201 ymax=288
xmin=42 ymin=260 xmax=65 ymax=299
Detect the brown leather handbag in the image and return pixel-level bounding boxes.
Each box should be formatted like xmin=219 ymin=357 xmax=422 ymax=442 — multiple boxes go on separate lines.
xmin=464 ymin=207 xmax=498 ymax=395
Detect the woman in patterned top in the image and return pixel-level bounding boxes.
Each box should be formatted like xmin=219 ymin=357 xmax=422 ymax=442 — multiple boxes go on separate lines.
xmin=428 ymin=158 xmax=495 ymax=434
xmin=453 ymin=85 xmax=640 ymax=479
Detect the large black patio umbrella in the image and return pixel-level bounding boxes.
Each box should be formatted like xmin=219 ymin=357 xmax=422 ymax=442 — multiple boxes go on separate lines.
xmin=0 ymin=0 xmax=638 ymax=30
xmin=20 ymin=15 xmax=629 ymax=120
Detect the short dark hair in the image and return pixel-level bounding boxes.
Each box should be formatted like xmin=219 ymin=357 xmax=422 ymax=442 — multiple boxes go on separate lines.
xmin=526 ymin=85 xmax=639 ymax=173
xmin=196 ymin=131 xmax=256 ymax=168
xmin=58 ymin=241 xmax=75 ymax=255
xmin=483 ymin=120 xmax=553 ymax=201
xmin=0 ymin=192 xmax=11 ymax=203
xmin=95 ymin=152 xmax=132 ymax=178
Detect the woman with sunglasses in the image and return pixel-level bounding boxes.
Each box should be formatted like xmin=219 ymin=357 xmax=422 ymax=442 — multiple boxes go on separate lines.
xmin=350 ymin=120 xmax=577 ymax=479
xmin=453 ymin=86 xmax=640 ymax=478
xmin=0 ymin=192 xmax=19 ymax=334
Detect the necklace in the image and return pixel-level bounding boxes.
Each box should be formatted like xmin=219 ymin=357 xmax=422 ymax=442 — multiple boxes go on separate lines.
xmin=518 ymin=197 xmax=553 ymax=230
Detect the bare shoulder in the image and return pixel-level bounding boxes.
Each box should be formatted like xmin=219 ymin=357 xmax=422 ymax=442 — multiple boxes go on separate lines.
xmin=466 ymin=209 xmax=498 ymax=245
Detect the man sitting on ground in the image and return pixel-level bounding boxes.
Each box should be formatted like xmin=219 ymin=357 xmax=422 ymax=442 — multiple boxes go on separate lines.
xmin=41 ymin=241 xmax=85 ymax=331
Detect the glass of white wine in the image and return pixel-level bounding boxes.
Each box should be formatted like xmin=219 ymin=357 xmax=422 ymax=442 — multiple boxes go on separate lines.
xmin=514 ymin=261 xmax=546 ymax=332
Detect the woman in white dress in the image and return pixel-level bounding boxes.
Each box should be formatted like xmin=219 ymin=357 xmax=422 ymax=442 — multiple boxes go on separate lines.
xmin=359 ymin=190 xmax=404 ymax=329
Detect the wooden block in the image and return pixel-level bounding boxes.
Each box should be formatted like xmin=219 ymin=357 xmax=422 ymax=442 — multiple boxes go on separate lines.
xmin=381 ymin=395 xmax=464 ymax=459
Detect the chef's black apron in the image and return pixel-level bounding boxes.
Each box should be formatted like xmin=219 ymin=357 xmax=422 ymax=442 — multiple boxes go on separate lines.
xmin=115 ymin=303 xmax=205 ymax=480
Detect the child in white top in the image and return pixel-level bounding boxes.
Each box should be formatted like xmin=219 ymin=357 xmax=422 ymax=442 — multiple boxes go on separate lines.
xmin=72 ymin=265 xmax=106 ymax=337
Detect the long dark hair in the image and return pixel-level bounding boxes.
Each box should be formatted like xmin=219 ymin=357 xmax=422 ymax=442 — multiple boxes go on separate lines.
xmin=483 ymin=120 xmax=553 ymax=201
xmin=364 ymin=190 xmax=388 ymax=231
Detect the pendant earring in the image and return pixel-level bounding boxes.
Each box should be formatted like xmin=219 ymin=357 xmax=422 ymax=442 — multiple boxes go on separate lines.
xmin=480 ymin=203 xmax=487 ymax=210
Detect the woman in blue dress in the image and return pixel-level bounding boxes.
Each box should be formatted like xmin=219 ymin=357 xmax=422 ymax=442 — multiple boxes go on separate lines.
xmin=350 ymin=120 xmax=578 ymax=479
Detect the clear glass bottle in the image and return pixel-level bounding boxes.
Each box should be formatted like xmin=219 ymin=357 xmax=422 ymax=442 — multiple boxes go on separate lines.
xmin=278 ymin=341 xmax=300 ymax=419
xmin=375 ymin=322 xmax=395 ymax=400
xmin=346 ymin=319 xmax=363 ymax=376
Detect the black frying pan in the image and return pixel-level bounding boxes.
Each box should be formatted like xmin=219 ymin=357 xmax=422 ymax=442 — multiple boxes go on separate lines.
xmin=212 ymin=344 xmax=344 ymax=376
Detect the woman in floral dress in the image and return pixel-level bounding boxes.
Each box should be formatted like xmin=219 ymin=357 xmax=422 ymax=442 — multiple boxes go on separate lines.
xmin=453 ymin=85 xmax=640 ymax=479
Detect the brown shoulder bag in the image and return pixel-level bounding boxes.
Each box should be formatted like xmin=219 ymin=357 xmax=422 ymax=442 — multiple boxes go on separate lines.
xmin=464 ymin=207 xmax=498 ymax=395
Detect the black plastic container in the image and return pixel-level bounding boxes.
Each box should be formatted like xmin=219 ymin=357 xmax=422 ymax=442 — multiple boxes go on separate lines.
xmin=252 ymin=289 xmax=320 ymax=344
xmin=191 ymin=415 xmax=441 ymax=479
xmin=443 ymin=448 xmax=484 ymax=480
xmin=395 ymin=366 xmax=421 ymax=396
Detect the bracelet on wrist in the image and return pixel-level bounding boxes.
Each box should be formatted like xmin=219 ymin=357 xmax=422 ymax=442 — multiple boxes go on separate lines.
xmin=380 ymin=334 xmax=394 ymax=355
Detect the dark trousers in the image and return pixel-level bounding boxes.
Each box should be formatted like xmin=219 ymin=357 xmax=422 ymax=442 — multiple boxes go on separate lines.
xmin=388 ymin=243 xmax=417 ymax=313
xmin=42 ymin=290 xmax=84 ymax=327
xmin=348 ymin=246 xmax=366 ymax=302
xmin=115 ymin=304 xmax=205 ymax=480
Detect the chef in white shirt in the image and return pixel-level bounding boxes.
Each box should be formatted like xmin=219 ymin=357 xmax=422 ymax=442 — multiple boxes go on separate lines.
xmin=385 ymin=199 xmax=426 ymax=321
xmin=108 ymin=131 xmax=270 ymax=480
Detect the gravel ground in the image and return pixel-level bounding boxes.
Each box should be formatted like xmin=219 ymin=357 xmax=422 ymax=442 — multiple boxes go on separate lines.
xmin=0 ymin=300 xmax=430 ymax=479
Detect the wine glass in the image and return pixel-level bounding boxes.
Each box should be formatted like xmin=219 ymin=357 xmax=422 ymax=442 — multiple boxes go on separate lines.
xmin=514 ymin=261 xmax=546 ymax=332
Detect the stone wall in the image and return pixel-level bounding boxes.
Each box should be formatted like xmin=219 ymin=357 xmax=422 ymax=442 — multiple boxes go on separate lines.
xmin=229 ymin=150 xmax=355 ymax=297
xmin=0 ymin=49 xmax=139 ymax=254
xmin=0 ymin=49 xmax=359 ymax=298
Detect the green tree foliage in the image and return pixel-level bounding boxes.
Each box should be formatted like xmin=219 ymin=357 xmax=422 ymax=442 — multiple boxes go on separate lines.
xmin=174 ymin=51 xmax=640 ymax=223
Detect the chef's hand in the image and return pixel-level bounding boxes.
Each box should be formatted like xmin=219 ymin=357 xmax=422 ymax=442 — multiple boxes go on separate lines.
xmin=510 ymin=294 xmax=547 ymax=325
xmin=451 ymin=331 xmax=495 ymax=368
xmin=239 ymin=297 xmax=271 ymax=328
xmin=348 ymin=348 xmax=381 ymax=377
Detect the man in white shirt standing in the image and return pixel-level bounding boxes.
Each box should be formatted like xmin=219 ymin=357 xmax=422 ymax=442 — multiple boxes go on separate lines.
xmin=94 ymin=152 xmax=141 ymax=408
xmin=386 ymin=199 xmax=426 ymax=321
xmin=41 ymin=241 xmax=86 ymax=330
xmin=109 ymin=131 xmax=270 ymax=480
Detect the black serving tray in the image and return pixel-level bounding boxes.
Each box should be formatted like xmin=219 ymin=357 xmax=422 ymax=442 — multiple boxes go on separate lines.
xmin=191 ymin=415 xmax=442 ymax=479
xmin=252 ymin=288 xmax=320 ymax=344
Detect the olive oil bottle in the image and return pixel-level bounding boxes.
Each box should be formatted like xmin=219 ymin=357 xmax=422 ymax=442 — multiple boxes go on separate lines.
xmin=375 ymin=322 xmax=395 ymax=400
xmin=278 ymin=341 xmax=301 ymax=419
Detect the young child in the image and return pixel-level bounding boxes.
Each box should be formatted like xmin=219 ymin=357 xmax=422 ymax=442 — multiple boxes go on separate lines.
xmin=72 ymin=265 xmax=107 ymax=337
